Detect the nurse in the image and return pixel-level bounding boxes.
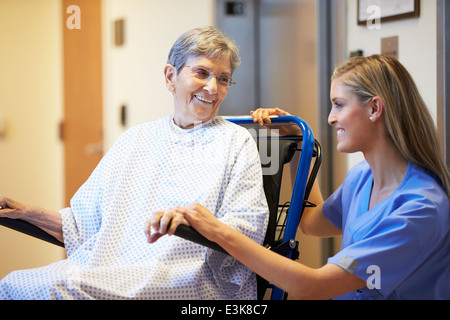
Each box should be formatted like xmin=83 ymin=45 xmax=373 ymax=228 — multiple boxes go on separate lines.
xmin=174 ymin=55 xmax=450 ymax=299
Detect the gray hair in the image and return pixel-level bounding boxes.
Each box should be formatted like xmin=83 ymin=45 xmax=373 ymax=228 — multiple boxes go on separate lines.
xmin=167 ymin=26 xmax=241 ymax=74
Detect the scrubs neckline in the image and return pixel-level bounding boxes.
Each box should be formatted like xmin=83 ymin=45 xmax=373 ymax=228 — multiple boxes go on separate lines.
xmin=363 ymin=162 xmax=413 ymax=213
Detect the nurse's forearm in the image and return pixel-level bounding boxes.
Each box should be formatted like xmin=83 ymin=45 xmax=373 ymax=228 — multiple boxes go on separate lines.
xmin=214 ymin=225 xmax=364 ymax=299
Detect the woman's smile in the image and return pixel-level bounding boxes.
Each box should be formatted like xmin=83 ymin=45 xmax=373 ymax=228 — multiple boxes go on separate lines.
xmin=194 ymin=94 xmax=215 ymax=104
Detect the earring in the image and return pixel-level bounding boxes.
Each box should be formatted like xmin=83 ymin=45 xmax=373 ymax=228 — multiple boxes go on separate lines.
xmin=369 ymin=116 xmax=374 ymax=121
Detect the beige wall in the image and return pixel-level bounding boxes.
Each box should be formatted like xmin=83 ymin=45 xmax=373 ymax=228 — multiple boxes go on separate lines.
xmin=0 ymin=0 xmax=65 ymax=278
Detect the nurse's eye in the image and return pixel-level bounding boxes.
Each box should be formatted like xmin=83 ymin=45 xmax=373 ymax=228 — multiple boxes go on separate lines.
xmin=332 ymin=102 xmax=343 ymax=109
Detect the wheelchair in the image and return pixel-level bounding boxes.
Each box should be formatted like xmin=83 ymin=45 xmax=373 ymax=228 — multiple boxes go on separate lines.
xmin=175 ymin=115 xmax=321 ymax=299
xmin=0 ymin=115 xmax=321 ymax=300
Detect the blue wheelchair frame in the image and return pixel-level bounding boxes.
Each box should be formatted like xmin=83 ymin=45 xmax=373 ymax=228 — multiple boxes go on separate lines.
xmin=225 ymin=115 xmax=315 ymax=300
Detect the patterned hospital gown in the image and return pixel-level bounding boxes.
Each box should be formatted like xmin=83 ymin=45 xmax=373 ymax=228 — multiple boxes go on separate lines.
xmin=0 ymin=116 xmax=269 ymax=300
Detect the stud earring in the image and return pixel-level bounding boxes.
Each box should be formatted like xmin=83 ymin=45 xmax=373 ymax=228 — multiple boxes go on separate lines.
xmin=370 ymin=116 xmax=374 ymax=121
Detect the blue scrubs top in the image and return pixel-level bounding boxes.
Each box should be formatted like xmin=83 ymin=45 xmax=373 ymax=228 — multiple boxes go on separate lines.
xmin=323 ymin=161 xmax=449 ymax=300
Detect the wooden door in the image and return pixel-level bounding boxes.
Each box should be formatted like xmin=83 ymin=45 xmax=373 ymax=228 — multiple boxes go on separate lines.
xmin=62 ymin=0 xmax=103 ymax=206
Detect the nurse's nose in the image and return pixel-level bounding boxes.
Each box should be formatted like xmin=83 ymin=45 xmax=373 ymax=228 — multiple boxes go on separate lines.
xmin=328 ymin=109 xmax=336 ymax=126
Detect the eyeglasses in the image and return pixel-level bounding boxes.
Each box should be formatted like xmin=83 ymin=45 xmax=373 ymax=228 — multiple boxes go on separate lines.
xmin=184 ymin=65 xmax=235 ymax=87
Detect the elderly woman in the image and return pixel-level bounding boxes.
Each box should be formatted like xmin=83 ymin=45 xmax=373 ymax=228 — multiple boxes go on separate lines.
xmin=175 ymin=55 xmax=449 ymax=300
xmin=0 ymin=26 xmax=269 ymax=300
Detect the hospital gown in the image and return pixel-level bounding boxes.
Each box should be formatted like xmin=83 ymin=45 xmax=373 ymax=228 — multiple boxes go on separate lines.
xmin=0 ymin=116 xmax=269 ymax=300
xmin=323 ymin=161 xmax=450 ymax=300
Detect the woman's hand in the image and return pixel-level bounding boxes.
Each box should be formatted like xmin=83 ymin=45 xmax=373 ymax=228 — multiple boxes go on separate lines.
xmin=250 ymin=108 xmax=302 ymax=136
xmin=0 ymin=194 xmax=64 ymax=242
xmin=0 ymin=194 xmax=30 ymax=219
xmin=145 ymin=207 xmax=190 ymax=243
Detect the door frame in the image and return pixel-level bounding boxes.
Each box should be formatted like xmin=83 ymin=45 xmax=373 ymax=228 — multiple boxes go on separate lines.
xmin=437 ymin=0 xmax=450 ymax=167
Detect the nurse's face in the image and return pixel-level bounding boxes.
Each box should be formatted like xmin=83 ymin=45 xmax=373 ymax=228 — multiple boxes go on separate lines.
xmin=328 ymin=78 xmax=373 ymax=154
xmin=165 ymin=55 xmax=231 ymax=129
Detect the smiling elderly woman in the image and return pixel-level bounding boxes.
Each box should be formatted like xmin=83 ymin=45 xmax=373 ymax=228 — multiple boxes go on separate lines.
xmin=0 ymin=26 xmax=269 ymax=300
xmin=165 ymin=26 xmax=240 ymax=129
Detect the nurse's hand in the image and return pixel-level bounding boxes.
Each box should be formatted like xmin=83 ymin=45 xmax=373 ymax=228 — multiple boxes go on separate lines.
xmin=251 ymin=107 xmax=291 ymax=126
xmin=145 ymin=207 xmax=190 ymax=243
xmin=250 ymin=108 xmax=302 ymax=136
xmin=175 ymin=203 xmax=226 ymax=243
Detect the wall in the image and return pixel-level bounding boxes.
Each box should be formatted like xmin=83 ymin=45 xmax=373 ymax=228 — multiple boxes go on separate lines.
xmin=0 ymin=0 xmax=65 ymax=278
xmin=102 ymin=0 xmax=215 ymax=149
xmin=345 ymin=0 xmax=437 ymax=168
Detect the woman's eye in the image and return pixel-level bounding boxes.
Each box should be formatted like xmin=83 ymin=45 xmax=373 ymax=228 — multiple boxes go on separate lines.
xmin=218 ymin=75 xmax=230 ymax=83
xmin=194 ymin=69 xmax=209 ymax=78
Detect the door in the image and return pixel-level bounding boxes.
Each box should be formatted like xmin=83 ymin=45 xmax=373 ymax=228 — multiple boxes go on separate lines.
xmin=62 ymin=0 xmax=103 ymax=205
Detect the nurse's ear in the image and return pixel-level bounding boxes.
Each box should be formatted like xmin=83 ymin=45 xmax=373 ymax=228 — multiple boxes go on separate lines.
xmin=164 ymin=64 xmax=177 ymax=93
xmin=369 ymin=96 xmax=384 ymax=122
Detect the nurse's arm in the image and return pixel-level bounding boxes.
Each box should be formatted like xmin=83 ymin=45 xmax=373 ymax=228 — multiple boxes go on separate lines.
xmin=179 ymin=204 xmax=364 ymax=300
xmin=299 ymin=180 xmax=342 ymax=238
xmin=217 ymin=221 xmax=364 ymax=299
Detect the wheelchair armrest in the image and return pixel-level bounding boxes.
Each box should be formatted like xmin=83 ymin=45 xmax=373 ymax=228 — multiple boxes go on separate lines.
xmin=0 ymin=217 xmax=65 ymax=247
xmin=174 ymin=224 xmax=228 ymax=255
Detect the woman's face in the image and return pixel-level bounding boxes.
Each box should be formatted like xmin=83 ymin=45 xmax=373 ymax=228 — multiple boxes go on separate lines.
xmin=165 ymin=55 xmax=231 ymax=129
xmin=328 ymin=78 xmax=373 ymax=154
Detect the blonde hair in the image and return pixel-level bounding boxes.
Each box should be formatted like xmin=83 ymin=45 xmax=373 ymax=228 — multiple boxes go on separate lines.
xmin=332 ymin=54 xmax=450 ymax=198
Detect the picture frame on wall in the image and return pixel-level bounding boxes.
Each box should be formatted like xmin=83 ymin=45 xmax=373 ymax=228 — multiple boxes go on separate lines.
xmin=357 ymin=0 xmax=420 ymax=26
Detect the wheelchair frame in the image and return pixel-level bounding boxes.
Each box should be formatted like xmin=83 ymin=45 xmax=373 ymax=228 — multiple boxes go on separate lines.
xmin=176 ymin=115 xmax=320 ymax=299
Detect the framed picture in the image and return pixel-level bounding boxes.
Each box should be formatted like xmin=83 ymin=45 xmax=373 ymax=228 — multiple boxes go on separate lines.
xmin=357 ymin=0 xmax=420 ymax=25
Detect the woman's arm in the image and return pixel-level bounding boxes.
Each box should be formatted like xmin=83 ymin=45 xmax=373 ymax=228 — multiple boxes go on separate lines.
xmin=0 ymin=195 xmax=63 ymax=242
xmin=177 ymin=203 xmax=364 ymax=300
